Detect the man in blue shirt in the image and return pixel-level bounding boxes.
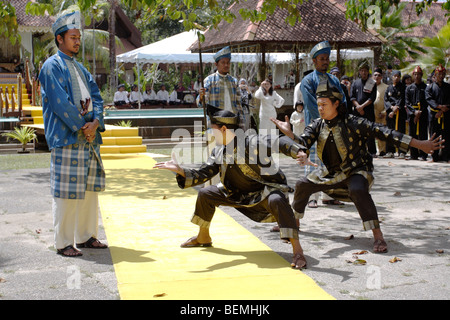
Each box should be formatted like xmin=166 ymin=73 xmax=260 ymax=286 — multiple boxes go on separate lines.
xmin=299 ymin=41 xmax=346 ymax=208
xmin=301 ymin=41 xmax=347 ymax=125
xmin=39 ymin=11 xmax=107 ymax=257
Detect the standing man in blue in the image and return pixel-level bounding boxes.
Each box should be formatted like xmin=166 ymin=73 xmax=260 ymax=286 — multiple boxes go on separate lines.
xmin=197 ymin=46 xmax=246 ymax=130
xmin=39 ymin=11 xmax=107 ymax=257
xmin=299 ymin=41 xmax=346 ymax=208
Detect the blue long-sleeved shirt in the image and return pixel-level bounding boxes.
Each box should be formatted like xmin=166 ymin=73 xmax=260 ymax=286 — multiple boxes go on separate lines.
xmin=39 ymin=50 xmax=104 ymax=150
xmin=300 ymin=70 xmax=346 ymax=125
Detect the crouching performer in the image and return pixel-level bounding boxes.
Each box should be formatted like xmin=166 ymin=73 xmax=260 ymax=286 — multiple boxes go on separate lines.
xmin=272 ymin=80 xmax=444 ymax=253
xmin=154 ymin=106 xmax=307 ymax=269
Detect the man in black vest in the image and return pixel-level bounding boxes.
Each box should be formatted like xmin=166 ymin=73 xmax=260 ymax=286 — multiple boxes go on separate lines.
xmin=406 ymin=66 xmax=429 ymax=161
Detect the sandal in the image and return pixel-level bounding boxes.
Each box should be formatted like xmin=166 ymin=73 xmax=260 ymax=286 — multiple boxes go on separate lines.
xmin=180 ymin=236 xmax=212 ymax=248
xmin=373 ymin=239 xmax=388 ymax=253
xmin=291 ymin=253 xmax=307 ymax=269
xmin=77 ymin=237 xmax=108 ymax=249
xmin=308 ymin=200 xmax=318 ymax=208
xmin=57 ymin=245 xmax=83 ymax=257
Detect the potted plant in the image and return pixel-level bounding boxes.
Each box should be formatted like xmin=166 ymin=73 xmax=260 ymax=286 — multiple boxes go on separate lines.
xmin=1 ymin=126 xmax=38 ymax=153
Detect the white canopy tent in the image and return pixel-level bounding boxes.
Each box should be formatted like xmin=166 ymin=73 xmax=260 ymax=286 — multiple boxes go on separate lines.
xmin=116 ymin=30 xmax=373 ymax=65
xmin=116 ymin=31 xmax=374 ymax=107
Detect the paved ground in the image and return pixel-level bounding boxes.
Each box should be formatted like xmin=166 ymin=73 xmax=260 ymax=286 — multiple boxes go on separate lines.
xmin=0 ymin=152 xmax=449 ymax=301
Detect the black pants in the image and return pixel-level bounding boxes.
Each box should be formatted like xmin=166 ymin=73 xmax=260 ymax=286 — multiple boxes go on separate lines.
xmin=386 ymin=115 xmax=406 ymax=154
xmin=356 ymin=107 xmax=377 ymax=155
xmin=292 ymin=174 xmax=380 ymax=230
xmin=429 ymin=118 xmax=449 ymax=162
xmin=409 ymin=117 xmax=428 ymax=160
xmin=193 ymin=185 xmax=298 ymax=239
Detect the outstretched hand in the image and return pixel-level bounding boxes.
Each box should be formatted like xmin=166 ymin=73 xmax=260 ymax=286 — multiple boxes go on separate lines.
xmin=296 ymin=150 xmax=318 ymax=167
xmin=153 ymin=153 xmax=185 ymax=177
xmin=270 ymin=115 xmax=294 ymax=139
xmin=413 ymin=133 xmax=445 ymax=155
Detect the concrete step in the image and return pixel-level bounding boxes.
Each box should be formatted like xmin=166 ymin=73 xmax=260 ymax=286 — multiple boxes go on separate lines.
xmin=101 ymin=126 xmax=139 ymax=137
xmin=102 ymin=136 xmax=143 ymax=146
xmin=100 ymin=144 xmax=147 ymax=154
xmin=143 ymin=137 xmax=206 ymax=148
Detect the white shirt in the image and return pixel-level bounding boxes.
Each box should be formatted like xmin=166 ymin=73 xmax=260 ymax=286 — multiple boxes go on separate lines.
xmin=129 ymin=91 xmax=143 ymax=103
xmin=193 ymin=81 xmax=202 ymax=92
xmin=156 ymin=89 xmax=170 ymax=103
xmin=169 ymin=90 xmax=180 ymax=102
xmin=114 ymin=90 xmax=129 ymax=103
xmin=293 ymin=82 xmax=303 ymax=107
xmin=143 ymin=90 xmax=156 ymax=100
xmin=290 ymin=110 xmax=305 ymax=136
xmin=255 ymin=87 xmax=285 ymax=132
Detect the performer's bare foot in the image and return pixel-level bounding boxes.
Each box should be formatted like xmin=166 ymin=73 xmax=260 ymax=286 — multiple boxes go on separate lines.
xmin=290 ymin=239 xmax=307 ymax=269
xmin=291 ymin=253 xmax=307 ymax=269
xmin=372 ymin=229 xmax=388 ymax=253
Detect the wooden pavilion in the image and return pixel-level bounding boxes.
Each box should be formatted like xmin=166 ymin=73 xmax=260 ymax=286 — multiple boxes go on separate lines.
xmin=190 ymin=0 xmax=385 ymax=82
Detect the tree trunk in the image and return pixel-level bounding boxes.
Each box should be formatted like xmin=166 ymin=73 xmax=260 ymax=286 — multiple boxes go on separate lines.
xmin=109 ymin=0 xmax=117 ymax=96
xmin=373 ymin=46 xmax=383 ymax=68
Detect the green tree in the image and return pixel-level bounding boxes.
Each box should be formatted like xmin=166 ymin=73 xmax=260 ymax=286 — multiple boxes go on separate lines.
xmin=346 ymin=0 xmax=427 ymax=68
xmin=410 ymin=22 xmax=450 ymax=74
xmin=121 ymin=0 xmax=305 ymax=36
xmin=0 ymin=0 xmax=20 ymax=45
xmin=26 ymin=0 xmax=122 ymax=73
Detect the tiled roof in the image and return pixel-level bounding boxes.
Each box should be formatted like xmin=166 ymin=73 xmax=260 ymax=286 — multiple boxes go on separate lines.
xmin=7 ymin=0 xmax=53 ymax=31
xmin=190 ymin=0 xmax=383 ymax=53
xmin=334 ymin=0 xmax=447 ymax=39
xmin=399 ymin=1 xmax=448 ymax=38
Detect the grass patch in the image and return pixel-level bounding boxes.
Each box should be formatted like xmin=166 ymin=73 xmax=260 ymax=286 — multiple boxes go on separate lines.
xmin=0 ymin=153 xmax=51 ymax=170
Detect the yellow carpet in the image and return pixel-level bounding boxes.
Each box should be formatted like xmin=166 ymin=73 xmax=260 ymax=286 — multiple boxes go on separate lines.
xmin=100 ymin=153 xmax=334 ymax=300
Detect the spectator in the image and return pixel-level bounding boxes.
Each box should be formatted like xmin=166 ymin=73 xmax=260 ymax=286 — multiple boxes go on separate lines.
xmin=350 ymin=61 xmax=377 ymax=156
xmin=129 ymin=84 xmax=143 ymax=108
xmin=114 ymin=84 xmax=129 ymax=107
xmin=425 ymin=64 xmax=450 ymax=162
xmin=143 ymin=86 xmax=157 ymax=105
xmin=156 ymin=84 xmax=170 ymax=106
xmin=384 ymin=70 xmax=407 ymax=158
xmin=254 ymin=79 xmax=285 ymax=135
xmin=373 ymin=68 xmax=388 ymax=156
xmin=406 ymin=66 xmax=429 ymax=161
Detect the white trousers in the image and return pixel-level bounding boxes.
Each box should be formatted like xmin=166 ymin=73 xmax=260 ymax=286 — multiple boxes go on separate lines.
xmin=52 ymin=191 xmax=99 ymax=249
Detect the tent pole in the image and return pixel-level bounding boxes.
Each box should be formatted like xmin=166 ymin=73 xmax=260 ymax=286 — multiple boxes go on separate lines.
xmin=197 ymin=31 xmax=210 ymax=168
xmin=198 ymin=41 xmax=207 ymax=132
xmin=137 ymin=60 xmax=141 ymax=109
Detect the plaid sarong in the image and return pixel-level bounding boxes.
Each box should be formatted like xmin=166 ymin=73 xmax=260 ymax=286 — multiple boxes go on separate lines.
xmin=50 ymin=142 xmax=105 ymax=199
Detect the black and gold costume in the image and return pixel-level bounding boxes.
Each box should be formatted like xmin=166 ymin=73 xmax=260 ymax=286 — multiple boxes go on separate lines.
xmin=405 ymin=81 xmax=429 ymax=160
xmin=384 ymin=81 xmax=407 ymax=155
xmin=176 ymin=134 xmax=303 ymax=240
xmin=425 ymin=79 xmax=450 ymax=162
xmin=282 ymin=114 xmax=412 ymax=230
